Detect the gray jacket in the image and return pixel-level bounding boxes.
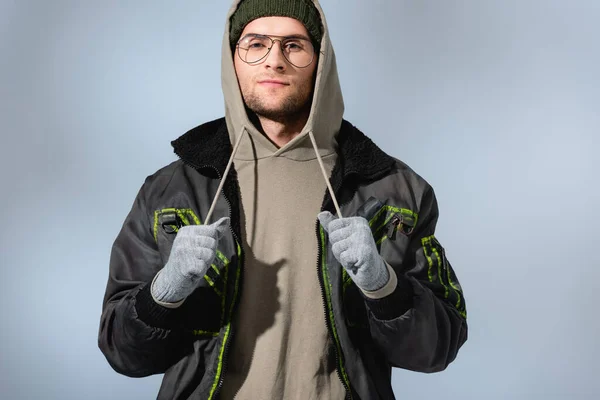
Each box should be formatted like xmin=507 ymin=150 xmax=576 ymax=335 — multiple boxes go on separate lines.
xmin=98 ymin=118 xmax=468 ymax=399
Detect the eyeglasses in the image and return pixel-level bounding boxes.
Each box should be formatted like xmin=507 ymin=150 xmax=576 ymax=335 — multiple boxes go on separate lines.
xmin=236 ymin=34 xmax=316 ymax=68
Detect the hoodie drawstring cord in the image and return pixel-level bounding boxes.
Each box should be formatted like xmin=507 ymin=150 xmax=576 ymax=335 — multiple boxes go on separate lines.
xmin=308 ymin=131 xmax=342 ymax=218
xmin=205 ymin=129 xmax=342 ymax=224
xmin=204 ymin=128 xmax=246 ymax=225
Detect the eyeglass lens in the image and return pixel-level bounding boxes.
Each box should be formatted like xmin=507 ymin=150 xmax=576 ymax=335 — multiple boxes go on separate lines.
xmin=237 ymin=35 xmax=314 ymax=68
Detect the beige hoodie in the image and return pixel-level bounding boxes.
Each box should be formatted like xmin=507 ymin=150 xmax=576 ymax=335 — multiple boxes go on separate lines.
xmin=218 ymin=1 xmax=347 ymax=399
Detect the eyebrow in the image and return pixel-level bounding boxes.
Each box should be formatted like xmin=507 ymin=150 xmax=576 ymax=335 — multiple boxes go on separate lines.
xmin=245 ymin=33 xmax=312 ymax=41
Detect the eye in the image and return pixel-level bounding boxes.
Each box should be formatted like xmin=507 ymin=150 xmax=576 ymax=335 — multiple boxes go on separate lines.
xmin=239 ymin=35 xmax=270 ymax=50
xmin=283 ymin=40 xmax=304 ymax=51
xmin=248 ymin=42 xmax=266 ymax=49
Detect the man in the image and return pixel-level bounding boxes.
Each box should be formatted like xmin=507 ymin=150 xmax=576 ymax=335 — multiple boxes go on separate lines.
xmin=98 ymin=0 xmax=468 ymax=399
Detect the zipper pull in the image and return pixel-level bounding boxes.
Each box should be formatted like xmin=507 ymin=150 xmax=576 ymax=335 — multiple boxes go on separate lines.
xmin=387 ymin=216 xmax=401 ymax=240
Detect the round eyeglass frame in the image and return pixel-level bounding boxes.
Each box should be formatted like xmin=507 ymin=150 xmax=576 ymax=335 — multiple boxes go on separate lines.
xmin=236 ymin=34 xmax=316 ymax=69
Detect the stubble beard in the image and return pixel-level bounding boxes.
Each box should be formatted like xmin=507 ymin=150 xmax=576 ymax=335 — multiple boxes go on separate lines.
xmin=242 ymin=83 xmax=313 ymax=124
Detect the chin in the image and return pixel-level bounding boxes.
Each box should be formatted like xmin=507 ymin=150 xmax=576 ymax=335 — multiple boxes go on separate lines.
xmin=255 ymin=107 xmax=287 ymax=117
xmin=255 ymin=100 xmax=287 ymax=113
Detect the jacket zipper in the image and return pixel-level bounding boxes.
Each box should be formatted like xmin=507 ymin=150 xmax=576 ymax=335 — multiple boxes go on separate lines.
xmin=318 ymin=173 xmax=357 ymax=400
xmin=319 ymin=187 xmax=410 ymax=400
xmin=214 ymin=188 xmax=240 ymax=399
xmin=316 ymin=220 xmax=353 ymax=400
xmin=178 ymin=159 xmax=242 ymax=399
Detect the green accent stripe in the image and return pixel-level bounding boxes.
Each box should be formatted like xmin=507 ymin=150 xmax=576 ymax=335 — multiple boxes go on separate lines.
xmin=422 ymin=236 xmax=435 ymax=282
xmin=367 ymin=205 xmax=419 ymax=246
xmin=320 ymin=227 xmax=352 ymax=395
xmin=371 ymin=206 xmax=418 ymax=236
xmin=447 ymin=270 xmax=462 ymax=310
xmin=204 ymin=275 xmax=215 ymax=287
xmin=188 ymin=210 xmax=201 ymax=225
xmin=376 ymin=235 xmax=388 ymax=246
xmin=178 ymin=212 xmax=190 ymax=226
xmin=207 ymin=324 xmax=230 ymax=400
xmin=368 ymin=206 xmax=390 ymax=227
xmin=421 ymin=235 xmax=467 ymax=318
xmin=207 ymin=242 xmax=242 ymax=400
xmin=219 ymin=251 xmax=232 ymax=326
xmin=343 ymin=277 xmax=353 ymax=291
xmin=215 ymin=251 xmax=229 ymax=267
xmin=192 ymin=330 xmax=219 ymax=336
xmin=443 ymin=250 xmax=462 ymax=311
xmin=431 ymin=246 xmax=449 ymax=298
xmin=203 ymin=275 xmax=223 ymax=297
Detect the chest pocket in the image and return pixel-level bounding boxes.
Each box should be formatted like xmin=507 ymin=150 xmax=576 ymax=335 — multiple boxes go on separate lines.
xmin=153 ymin=208 xmax=230 ymax=335
xmin=342 ymin=197 xmax=418 ymax=328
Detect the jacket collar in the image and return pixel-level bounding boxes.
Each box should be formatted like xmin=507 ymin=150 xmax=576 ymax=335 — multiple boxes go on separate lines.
xmin=334 ymin=119 xmax=396 ymax=183
xmin=172 ymin=118 xmax=231 ymax=178
xmin=171 ymin=117 xmax=396 ymax=183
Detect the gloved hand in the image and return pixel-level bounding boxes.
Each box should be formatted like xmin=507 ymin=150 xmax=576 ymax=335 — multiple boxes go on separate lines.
xmin=151 ymin=217 xmax=230 ymax=304
xmin=318 ymin=212 xmax=389 ymax=292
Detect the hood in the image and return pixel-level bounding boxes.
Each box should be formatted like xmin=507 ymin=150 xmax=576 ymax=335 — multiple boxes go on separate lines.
xmin=220 ymin=0 xmax=345 ymax=161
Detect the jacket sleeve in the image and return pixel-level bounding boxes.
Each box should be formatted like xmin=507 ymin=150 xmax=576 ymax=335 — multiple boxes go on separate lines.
xmin=98 ymin=179 xmax=195 ymax=377
xmin=362 ymin=186 xmax=468 ymax=373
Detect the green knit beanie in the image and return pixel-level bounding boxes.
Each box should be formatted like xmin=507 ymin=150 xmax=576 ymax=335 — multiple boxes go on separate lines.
xmin=230 ymin=0 xmax=323 ymax=49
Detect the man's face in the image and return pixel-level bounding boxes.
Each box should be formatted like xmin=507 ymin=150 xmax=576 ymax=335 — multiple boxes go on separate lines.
xmin=233 ymin=17 xmax=318 ymax=121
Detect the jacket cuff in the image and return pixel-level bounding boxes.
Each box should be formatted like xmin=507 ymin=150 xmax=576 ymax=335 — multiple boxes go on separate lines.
xmin=135 ymin=282 xmax=185 ymax=329
xmin=362 ymin=273 xmax=414 ymax=320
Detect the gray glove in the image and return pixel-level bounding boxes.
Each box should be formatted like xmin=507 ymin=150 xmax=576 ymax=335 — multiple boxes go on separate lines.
xmin=151 ymin=217 xmax=230 ymax=304
xmin=318 ymin=212 xmax=389 ymax=292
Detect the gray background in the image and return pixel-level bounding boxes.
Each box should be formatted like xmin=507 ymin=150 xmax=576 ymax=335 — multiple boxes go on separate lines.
xmin=1 ymin=0 xmax=598 ymax=399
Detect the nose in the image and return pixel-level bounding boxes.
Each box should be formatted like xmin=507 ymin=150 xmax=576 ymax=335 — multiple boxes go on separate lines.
xmin=264 ymin=40 xmax=287 ymax=71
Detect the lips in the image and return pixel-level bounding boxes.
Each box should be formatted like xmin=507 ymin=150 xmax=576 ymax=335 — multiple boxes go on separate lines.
xmin=257 ymin=79 xmax=289 ymax=86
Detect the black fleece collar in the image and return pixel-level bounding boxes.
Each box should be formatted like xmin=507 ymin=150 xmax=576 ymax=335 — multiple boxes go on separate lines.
xmin=171 ymin=117 xmax=396 ymax=183
xmin=171 ymin=118 xmax=231 ymax=178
